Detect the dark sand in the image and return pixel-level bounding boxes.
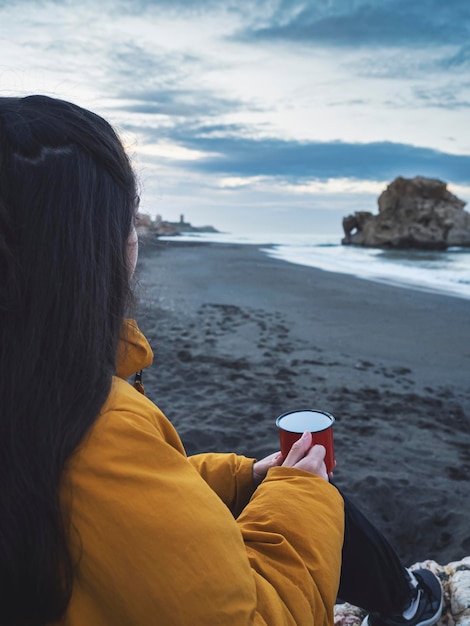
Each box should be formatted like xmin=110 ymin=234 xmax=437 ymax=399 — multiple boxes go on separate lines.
xmin=134 ymin=239 xmax=470 ymax=567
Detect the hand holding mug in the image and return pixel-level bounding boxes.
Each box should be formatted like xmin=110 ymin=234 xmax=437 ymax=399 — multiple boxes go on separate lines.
xmin=277 ymin=409 xmax=336 ymax=475
xmin=281 ymin=431 xmax=329 ymax=481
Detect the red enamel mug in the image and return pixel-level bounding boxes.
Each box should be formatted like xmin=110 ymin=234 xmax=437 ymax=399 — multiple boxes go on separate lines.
xmin=276 ymin=409 xmax=335 ymax=474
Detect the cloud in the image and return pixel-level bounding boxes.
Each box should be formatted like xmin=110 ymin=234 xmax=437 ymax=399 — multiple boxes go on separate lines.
xmin=106 ymin=43 xmax=202 ymax=89
xmin=104 ymin=39 xmax=266 ymax=120
xmin=114 ymin=89 xmax=257 ymax=119
xmin=440 ymin=44 xmax=470 ymax=69
xmin=243 ymin=0 xmax=470 ymax=48
xmin=413 ymin=84 xmax=470 ymax=110
xmin=138 ymin=127 xmax=470 ymax=185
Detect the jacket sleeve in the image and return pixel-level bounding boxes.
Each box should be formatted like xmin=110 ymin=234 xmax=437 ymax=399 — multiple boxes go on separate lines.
xmin=238 ymin=468 xmax=344 ymax=626
xmin=188 ymin=453 xmax=256 ymax=517
xmin=65 ymin=379 xmax=344 ymax=626
xmin=189 ymin=455 xmax=344 ymax=623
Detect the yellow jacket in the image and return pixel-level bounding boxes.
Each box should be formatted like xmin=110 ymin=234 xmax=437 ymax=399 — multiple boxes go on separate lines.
xmin=59 ymin=320 xmax=344 ymax=625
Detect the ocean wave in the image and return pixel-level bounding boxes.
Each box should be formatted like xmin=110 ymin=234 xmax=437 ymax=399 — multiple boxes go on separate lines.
xmin=158 ymin=232 xmax=470 ymax=300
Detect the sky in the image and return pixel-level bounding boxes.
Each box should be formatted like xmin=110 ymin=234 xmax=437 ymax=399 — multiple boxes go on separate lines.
xmin=1 ymin=0 xmax=470 ymax=234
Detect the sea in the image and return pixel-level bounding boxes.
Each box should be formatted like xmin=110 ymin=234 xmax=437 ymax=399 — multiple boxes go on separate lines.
xmin=159 ymin=232 xmax=470 ymax=301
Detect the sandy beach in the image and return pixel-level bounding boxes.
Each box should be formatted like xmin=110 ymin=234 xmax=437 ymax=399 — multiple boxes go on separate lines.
xmin=134 ymin=238 xmax=470 ymax=567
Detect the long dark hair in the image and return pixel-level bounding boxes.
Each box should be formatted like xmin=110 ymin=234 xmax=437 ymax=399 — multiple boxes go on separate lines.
xmin=0 ymin=95 xmax=137 ymax=625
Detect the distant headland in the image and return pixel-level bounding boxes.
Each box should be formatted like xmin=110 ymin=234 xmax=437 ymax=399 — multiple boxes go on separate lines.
xmin=136 ymin=213 xmax=219 ymax=238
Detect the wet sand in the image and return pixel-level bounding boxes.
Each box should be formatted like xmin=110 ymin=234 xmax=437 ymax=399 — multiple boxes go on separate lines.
xmin=134 ymin=238 xmax=470 ymax=566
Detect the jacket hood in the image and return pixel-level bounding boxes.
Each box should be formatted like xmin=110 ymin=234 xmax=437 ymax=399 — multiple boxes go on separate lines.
xmin=116 ymin=319 xmax=154 ymax=379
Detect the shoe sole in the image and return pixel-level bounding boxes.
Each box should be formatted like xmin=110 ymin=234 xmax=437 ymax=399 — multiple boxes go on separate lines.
xmin=361 ymin=593 xmax=443 ymax=626
xmin=415 ymin=592 xmax=443 ymax=626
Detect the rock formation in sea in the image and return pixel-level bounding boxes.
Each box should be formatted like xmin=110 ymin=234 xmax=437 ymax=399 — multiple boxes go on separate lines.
xmin=136 ymin=213 xmax=219 ymax=238
xmin=342 ymin=177 xmax=470 ymax=250
xmin=334 ymin=556 xmax=470 ymax=626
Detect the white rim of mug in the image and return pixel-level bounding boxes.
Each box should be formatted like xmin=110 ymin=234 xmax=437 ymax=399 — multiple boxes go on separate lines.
xmin=276 ymin=409 xmax=335 ymax=434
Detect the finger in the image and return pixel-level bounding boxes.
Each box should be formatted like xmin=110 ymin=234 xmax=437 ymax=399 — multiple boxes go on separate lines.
xmin=260 ymin=451 xmax=282 ymax=467
xmin=305 ymin=444 xmax=326 ymax=461
xmin=263 ymin=452 xmax=282 ymax=471
xmin=252 ymin=452 xmax=283 ymax=484
xmin=269 ymin=451 xmax=283 ymax=464
xmin=271 ymin=451 xmax=283 ymax=467
xmin=328 ymin=459 xmax=337 ymax=481
xmin=282 ymin=431 xmax=312 ymax=467
xmin=303 ymin=444 xmax=327 ymax=470
xmin=297 ymin=445 xmax=328 ymax=481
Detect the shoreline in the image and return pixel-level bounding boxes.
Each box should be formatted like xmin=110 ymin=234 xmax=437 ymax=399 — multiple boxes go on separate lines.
xmin=135 ymin=238 xmax=470 ymax=566
xmin=154 ymin=234 xmax=470 ymax=302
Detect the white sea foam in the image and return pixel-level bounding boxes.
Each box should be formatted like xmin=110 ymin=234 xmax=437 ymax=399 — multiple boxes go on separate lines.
xmin=158 ymin=232 xmax=470 ymax=300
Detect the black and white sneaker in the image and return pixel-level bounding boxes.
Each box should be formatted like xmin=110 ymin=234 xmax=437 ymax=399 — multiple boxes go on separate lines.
xmin=362 ymin=569 xmax=443 ymax=626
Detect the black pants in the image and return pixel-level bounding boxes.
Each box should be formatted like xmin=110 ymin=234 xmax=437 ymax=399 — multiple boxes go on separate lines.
xmin=337 ymin=492 xmax=414 ymax=617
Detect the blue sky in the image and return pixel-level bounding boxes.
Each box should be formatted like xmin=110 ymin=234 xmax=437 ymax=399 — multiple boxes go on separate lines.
xmin=1 ymin=0 xmax=469 ymax=233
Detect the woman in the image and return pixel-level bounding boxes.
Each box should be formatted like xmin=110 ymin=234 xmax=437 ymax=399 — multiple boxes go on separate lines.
xmin=0 ymin=95 xmax=442 ymax=626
